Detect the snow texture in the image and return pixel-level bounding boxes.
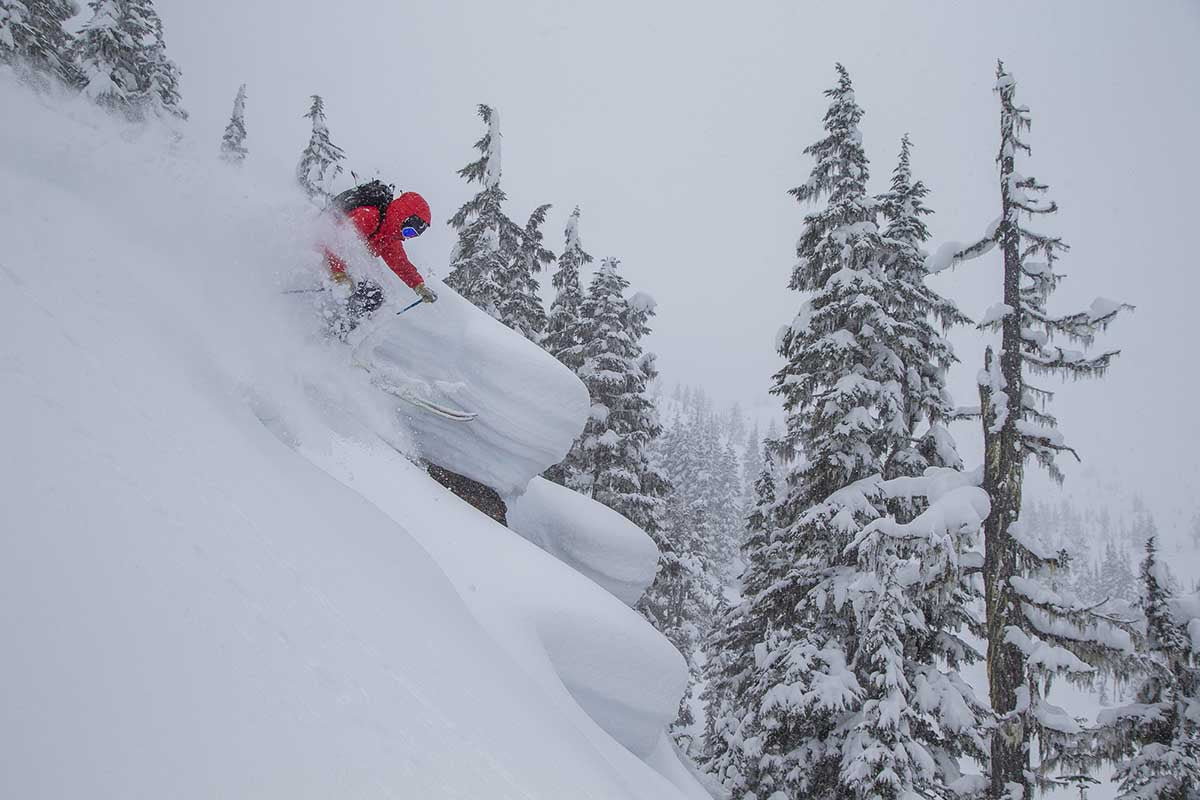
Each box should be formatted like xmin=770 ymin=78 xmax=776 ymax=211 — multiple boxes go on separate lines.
xmin=508 ymin=477 xmax=661 ymax=606
xmin=0 ymin=79 xmax=706 ymax=800
xmin=350 ymin=288 xmax=589 ymax=497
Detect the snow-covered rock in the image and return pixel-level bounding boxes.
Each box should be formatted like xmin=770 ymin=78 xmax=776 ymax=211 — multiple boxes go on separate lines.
xmin=508 ymin=477 xmax=661 ymax=606
xmin=351 ymin=290 xmax=589 ymax=497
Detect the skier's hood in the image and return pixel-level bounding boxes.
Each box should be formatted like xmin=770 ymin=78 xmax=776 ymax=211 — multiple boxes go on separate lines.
xmin=390 ymin=192 xmax=431 ymax=226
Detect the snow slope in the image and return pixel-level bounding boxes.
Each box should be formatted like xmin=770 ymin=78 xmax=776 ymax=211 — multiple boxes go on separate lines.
xmin=0 ymin=79 xmax=704 ymax=800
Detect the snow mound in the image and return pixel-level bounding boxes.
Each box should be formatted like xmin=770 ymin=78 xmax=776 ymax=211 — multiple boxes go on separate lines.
xmin=508 ymin=476 xmax=661 ymax=606
xmin=351 ymin=291 xmax=589 ymax=496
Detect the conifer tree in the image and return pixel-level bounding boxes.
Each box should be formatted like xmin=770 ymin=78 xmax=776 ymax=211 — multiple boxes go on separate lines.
xmin=876 ymin=134 xmax=970 ymax=489
xmin=640 ymin=490 xmax=720 ymax=750
xmin=1095 ymin=538 xmax=1200 ymax=800
xmin=0 ymin=0 xmax=79 ymax=87
xmin=939 ymin=62 xmax=1136 ymax=799
xmin=739 ymin=423 xmax=762 ymax=511
xmin=76 ymin=0 xmax=184 ymax=122
xmin=447 ymin=104 xmax=522 ymax=319
xmin=76 ymin=0 xmax=146 ymax=117
xmin=721 ymin=65 xmax=989 ymax=800
xmin=1096 ymin=538 xmax=1137 ymax=603
xmin=135 ymin=0 xmax=184 ymax=122
xmin=701 ymin=448 xmax=781 ymax=796
xmin=219 ymin=83 xmax=248 ymax=165
xmin=496 ymin=203 xmax=552 ymax=342
xmin=295 ymin=95 xmax=344 ymax=200
xmin=570 ymin=257 xmax=665 ymax=529
xmin=741 ymin=65 xmax=895 ymax=798
xmin=725 ymin=403 xmax=746 ymax=445
xmin=543 ymin=206 xmax=592 ymax=378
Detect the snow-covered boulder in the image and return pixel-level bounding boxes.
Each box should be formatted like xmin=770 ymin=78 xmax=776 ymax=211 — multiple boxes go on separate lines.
xmin=351 ymin=290 xmax=589 ymax=497
xmin=508 ymin=477 xmax=660 ymax=606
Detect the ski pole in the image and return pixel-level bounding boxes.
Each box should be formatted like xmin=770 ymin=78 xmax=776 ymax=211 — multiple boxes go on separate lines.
xmin=396 ymin=299 xmax=423 ymax=316
xmin=280 ymin=287 xmax=326 ymax=295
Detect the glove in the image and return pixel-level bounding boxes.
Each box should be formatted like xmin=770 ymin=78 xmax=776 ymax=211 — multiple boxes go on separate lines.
xmin=414 ymin=282 xmax=438 ymax=303
xmin=331 ymin=270 xmax=355 ymax=296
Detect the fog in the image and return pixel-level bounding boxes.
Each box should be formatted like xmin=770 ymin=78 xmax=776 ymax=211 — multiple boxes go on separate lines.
xmin=157 ymin=0 xmax=1200 ymax=539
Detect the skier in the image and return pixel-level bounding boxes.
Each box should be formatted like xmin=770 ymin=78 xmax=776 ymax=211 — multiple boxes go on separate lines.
xmin=325 ymin=184 xmax=438 ymax=334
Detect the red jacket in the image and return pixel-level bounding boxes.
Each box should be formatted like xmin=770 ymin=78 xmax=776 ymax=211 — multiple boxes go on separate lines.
xmin=326 ymin=192 xmax=431 ymax=289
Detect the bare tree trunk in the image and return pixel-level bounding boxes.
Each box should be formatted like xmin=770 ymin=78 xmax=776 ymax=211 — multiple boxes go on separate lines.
xmin=983 ymin=102 xmax=1030 ymax=798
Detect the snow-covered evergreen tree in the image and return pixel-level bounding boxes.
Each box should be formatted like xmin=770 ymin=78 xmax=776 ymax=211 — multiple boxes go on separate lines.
xmin=701 ymin=446 xmax=781 ymax=795
xmin=1095 ymin=537 xmax=1200 ymax=800
xmin=717 ymin=65 xmax=990 ymax=800
xmin=653 ymin=406 xmax=744 ymax=581
xmin=938 ymin=62 xmax=1136 ymax=798
xmin=295 ymin=94 xmax=344 ymax=200
xmin=496 ymin=203 xmax=552 ymax=342
xmin=876 ymin=133 xmax=969 ymax=489
xmin=76 ymin=0 xmax=184 ymax=122
xmin=0 ymin=0 xmax=79 ymax=87
xmin=447 ymin=104 xmax=522 ymax=320
xmin=219 ymin=83 xmax=248 ymax=165
xmin=725 ymin=403 xmax=747 ymax=446
xmin=76 ymin=0 xmax=144 ymax=117
xmin=744 ymin=64 xmax=893 ymax=798
xmin=135 ymin=0 xmax=184 ymax=122
xmin=543 ymin=206 xmax=592 ymax=379
xmin=640 ymin=489 xmax=721 ymax=751
xmin=569 ymin=257 xmax=665 ymax=531
xmin=1096 ymin=538 xmax=1137 ymax=604
xmin=739 ymin=422 xmax=762 ymax=512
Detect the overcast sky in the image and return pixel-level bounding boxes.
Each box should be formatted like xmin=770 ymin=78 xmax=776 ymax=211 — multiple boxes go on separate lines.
xmin=155 ymin=0 xmax=1200 ymax=532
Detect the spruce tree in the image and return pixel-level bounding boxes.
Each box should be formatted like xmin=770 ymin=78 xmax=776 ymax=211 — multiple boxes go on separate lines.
xmin=541 ymin=208 xmax=594 ymax=489
xmin=746 ymin=65 xmax=894 ymax=798
xmin=295 ymin=95 xmax=344 ymax=200
xmin=1096 ymin=538 xmax=1137 ymax=604
xmin=876 ymin=133 xmax=970 ymax=489
xmin=496 ymin=203 xmax=552 ymax=342
xmin=0 ymin=0 xmax=79 ymax=87
xmin=701 ymin=448 xmax=781 ymax=796
xmin=543 ymin=206 xmax=592 ymax=376
xmin=1096 ymin=538 xmax=1200 ymax=800
xmin=447 ymin=104 xmax=522 ymax=319
xmin=135 ymin=0 xmax=184 ymax=121
xmin=569 ymin=258 xmax=664 ymax=528
xmin=640 ymin=490 xmax=720 ymax=751
xmin=941 ymin=62 xmax=1136 ymax=798
xmin=76 ymin=0 xmax=184 ymax=122
xmin=739 ymin=423 xmax=762 ymax=512
xmin=721 ymin=65 xmax=989 ymax=800
xmin=219 ymin=83 xmax=248 ymax=165
xmin=76 ymin=0 xmax=145 ymax=117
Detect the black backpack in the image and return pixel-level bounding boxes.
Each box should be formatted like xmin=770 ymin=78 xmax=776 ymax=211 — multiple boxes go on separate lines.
xmin=328 ymin=180 xmax=394 ymax=238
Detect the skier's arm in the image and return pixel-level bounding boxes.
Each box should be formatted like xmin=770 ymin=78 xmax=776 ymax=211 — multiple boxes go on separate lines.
xmin=325 ymin=250 xmax=351 ymax=281
xmin=376 ymin=237 xmax=425 ymax=289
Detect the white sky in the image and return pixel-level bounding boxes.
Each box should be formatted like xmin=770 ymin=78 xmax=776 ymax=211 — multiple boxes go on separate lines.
xmin=155 ymin=0 xmax=1200 ymax=532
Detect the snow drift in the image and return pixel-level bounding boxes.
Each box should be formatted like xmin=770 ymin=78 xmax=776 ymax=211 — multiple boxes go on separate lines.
xmin=349 ymin=293 xmax=589 ymax=497
xmin=509 ymin=476 xmax=660 ymax=606
xmin=0 ymin=78 xmax=703 ymax=800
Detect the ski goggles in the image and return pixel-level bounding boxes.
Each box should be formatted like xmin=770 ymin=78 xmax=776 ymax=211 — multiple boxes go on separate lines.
xmin=400 ymin=215 xmax=429 ymax=238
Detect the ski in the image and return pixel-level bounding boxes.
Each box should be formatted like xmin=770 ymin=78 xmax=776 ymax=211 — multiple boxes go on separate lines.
xmin=351 ymin=357 xmax=478 ymax=422
xmin=375 ymin=382 xmax=478 ymax=422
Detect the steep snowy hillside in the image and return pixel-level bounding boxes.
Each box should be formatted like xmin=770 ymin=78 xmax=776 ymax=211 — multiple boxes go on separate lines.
xmin=0 ymin=80 xmax=707 ymax=800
